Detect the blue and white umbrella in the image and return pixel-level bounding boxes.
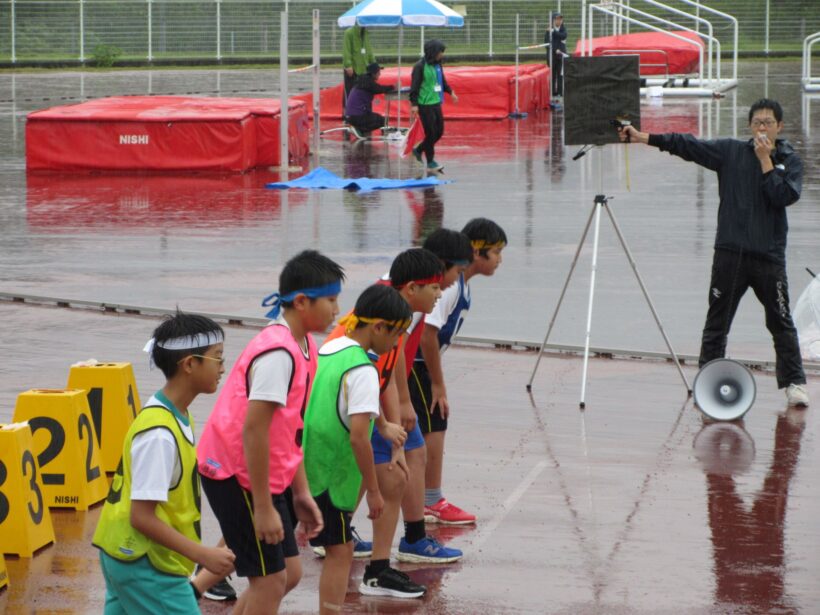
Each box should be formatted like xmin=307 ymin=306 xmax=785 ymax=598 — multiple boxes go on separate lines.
xmin=338 ymin=0 xmax=465 ymax=29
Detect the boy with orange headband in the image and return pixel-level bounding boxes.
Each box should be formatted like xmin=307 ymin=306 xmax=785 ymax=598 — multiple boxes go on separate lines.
xmin=412 ymin=218 xmax=507 ymax=526
xmin=197 ymin=250 xmax=344 ymax=615
xmin=303 ymin=284 xmax=413 ymax=614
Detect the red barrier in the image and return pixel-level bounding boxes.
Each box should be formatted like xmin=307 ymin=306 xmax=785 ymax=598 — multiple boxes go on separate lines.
xmin=573 ymin=31 xmax=703 ymax=76
xmin=295 ymin=64 xmax=551 ymax=121
xmin=26 ymin=96 xmax=310 ymax=172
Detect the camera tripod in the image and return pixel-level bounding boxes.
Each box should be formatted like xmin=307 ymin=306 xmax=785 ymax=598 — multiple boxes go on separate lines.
xmin=527 ymin=145 xmax=691 ymax=407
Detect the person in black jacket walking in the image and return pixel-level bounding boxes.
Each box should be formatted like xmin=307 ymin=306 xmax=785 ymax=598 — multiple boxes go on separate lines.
xmin=619 ymin=98 xmax=809 ymax=407
xmin=409 ymin=39 xmax=458 ymax=171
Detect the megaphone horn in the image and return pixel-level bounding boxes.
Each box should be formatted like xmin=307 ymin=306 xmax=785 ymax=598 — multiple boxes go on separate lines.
xmin=692 ymin=358 xmax=756 ymax=421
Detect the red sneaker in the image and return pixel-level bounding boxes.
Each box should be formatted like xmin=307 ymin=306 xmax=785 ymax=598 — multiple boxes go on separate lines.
xmin=423 ymin=498 xmax=476 ymax=525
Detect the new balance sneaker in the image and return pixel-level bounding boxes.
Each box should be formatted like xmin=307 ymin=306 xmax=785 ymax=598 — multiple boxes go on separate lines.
xmin=426 ymin=160 xmax=442 ymax=171
xmin=312 ymin=526 xmax=373 ymax=558
xmin=359 ymin=566 xmax=426 ymax=598
xmin=396 ymin=536 xmax=463 ymax=564
xmin=193 ymin=565 xmax=237 ymax=602
xmin=424 ymin=498 xmax=476 ymax=525
xmin=786 ymin=383 xmax=809 ymax=407
xmin=412 ymin=145 xmax=423 ymax=163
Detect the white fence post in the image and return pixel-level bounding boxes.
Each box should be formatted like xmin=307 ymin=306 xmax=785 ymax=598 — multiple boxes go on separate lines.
xmin=764 ymin=0 xmax=770 ymax=55
xmin=312 ymin=8 xmax=320 ymax=150
xmin=148 ymin=0 xmax=153 ymax=62
xmin=488 ymin=0 xmax=493 ymax=58
xmin=79 ymin=0 xmax=85 ymax=63
xmin=11 ymin=0 xmax=16 ymax=64
xmin=280 ymin=10 xmax=289 ymax=174
xmin=216 ymin=0 xmax=222 ymax=61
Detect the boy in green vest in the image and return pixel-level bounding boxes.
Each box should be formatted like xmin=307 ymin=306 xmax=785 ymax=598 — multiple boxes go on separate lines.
xmin=93 ymin=312 xmax=236 ymax=614
xmin=303 ymin=284 xmax=413 ymax=614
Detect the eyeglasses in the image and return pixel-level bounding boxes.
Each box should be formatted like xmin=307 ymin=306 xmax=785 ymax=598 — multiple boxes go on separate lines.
xmin=751 ymin=119 xmax=777 ymax=128
xmin=178 ymin=354 xmax=225 ymax=365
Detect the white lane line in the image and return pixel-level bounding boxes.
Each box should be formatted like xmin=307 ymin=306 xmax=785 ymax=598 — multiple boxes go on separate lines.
xmin=470 ymin=459 xmax=550 ymax=552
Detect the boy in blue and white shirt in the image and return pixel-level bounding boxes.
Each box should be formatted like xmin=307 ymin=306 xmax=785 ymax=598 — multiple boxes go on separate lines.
xmin=409 ymin=219 xmax=507 ymax=525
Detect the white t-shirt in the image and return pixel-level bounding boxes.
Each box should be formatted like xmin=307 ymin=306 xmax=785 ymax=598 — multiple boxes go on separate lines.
xmin=248 ymin=317 xmax=310 ymax=404
xmin=320 ymin=336 xmax=380 ymax=428
xmin=130 ymin=394 xmax=194 ymax=502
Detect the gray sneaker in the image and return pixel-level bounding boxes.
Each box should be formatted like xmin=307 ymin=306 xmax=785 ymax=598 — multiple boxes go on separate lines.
xmin=786 ymin=383 xmax=809 ymax=407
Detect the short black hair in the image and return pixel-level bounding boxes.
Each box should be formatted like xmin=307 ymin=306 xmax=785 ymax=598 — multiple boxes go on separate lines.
xmin=279 ymin=250 xmax=346 ymax=310
xmin=748 ymin=98 xmax=783 ymax=124
xmin=151 ymin=311 xmax=224 ymax=379
xmin=422 ymin=228 xmax=474 ymax=269
xmin=462 ymin=218 xmax=508 ymax=257
xmin=389 ymin=248 xmax=444 ymax=288
xmin=353 ymin=284 xmax=413 ymax=332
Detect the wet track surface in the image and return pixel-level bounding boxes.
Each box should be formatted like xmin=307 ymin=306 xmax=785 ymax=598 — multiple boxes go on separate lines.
xmin=0 ymin=62 xmax=819 ymax=613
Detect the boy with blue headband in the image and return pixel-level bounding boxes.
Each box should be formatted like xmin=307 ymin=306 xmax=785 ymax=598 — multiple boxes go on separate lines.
xmin=197 ymin=250 xmax=345 ymax=615
xmin=93 ymin=312 xmax=235 ymax=614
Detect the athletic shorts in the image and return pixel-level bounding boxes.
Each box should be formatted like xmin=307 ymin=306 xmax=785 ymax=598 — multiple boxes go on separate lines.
xmin=371 ymin=421 xmax=425 ymax=465
xmin=308 ymin=490 xmax=353 ymax=548
xmin=200 ymin=474 xmax=298 ymax=577
xmin=409 ymin=361 xmax=447 ymax=434
xmin=99 ymin=551 xmax=198 ymax=615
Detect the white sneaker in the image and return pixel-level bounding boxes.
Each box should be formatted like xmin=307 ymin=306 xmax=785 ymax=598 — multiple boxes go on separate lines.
xmin=785 ymin=384 xmax=809 ymax=407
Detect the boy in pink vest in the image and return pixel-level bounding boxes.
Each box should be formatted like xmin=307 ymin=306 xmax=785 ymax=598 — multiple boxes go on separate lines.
xmin=197 ymin=250 xmax=344 ymax=615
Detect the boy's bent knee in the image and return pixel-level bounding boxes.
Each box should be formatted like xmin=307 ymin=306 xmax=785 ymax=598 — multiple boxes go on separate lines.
xmin=284 ymin=556 xmax=302 ymax=593
xmin=249 ymin=570 xmax=287 ymax=597
xmin=406 ymin=445 xmax=427 ymax=469
xmin=377 ymin=464 xmax=408 ymax=499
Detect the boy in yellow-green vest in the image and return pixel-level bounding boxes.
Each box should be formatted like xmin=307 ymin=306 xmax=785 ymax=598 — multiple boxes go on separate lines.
xmin=409 ymin=39 xmax=458 ymax=172
xmin=93 ymin=312 xmax=235 ymax=614
xmin=303 ymin=284 xmax=412 ymax=614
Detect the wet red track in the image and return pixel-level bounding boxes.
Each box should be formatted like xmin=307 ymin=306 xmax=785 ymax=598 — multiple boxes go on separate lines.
xmin=0 ymin=304 xmax=818 ymax=614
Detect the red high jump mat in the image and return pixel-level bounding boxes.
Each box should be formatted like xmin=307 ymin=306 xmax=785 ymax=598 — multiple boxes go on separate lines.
xmin=296 ymin=64 xmax=551 ymax=121
xmin=573 ymin=31 xmax=703 ymax=76
xmin=26 ymin=96 xmax=310 ymax=172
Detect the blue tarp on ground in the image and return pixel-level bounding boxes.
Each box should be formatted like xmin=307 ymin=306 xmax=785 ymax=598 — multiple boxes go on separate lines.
xmin=266 ymin=167 xmax=449 ymax=193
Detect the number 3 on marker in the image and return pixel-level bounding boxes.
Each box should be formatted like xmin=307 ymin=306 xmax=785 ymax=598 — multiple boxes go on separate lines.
xmin=21 ymin=449 xmax=44 ymax=525
xmin=0 ymin=459 xmax=10 ymax=525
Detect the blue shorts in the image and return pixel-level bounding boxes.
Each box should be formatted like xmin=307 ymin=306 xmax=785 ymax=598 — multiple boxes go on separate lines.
xmin=372 ymin=422 xmax=425 ymax=465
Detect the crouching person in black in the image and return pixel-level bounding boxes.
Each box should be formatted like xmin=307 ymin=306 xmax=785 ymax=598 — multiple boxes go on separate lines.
xmin=345 ymin=62 xmax=396 ymax=136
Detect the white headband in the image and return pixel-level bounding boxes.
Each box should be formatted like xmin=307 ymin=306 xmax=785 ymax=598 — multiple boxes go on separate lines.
xmin=143 ymin=330 xmax=224 ymax=369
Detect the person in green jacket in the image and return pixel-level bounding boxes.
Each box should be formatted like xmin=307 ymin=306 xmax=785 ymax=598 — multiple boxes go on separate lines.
xmin=342 ymin=25 xmax=377 ymax=113
xmin=303 ymin=284 xmax=412 ymax=614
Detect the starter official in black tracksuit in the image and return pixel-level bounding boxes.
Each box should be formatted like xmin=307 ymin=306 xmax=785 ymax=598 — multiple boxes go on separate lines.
xmin=619 ymin=98 xmax=807 ymax=393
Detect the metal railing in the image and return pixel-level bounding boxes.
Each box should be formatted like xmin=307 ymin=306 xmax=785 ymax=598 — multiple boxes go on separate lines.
xmin=1 ymin=0 xmax=819 ymax=65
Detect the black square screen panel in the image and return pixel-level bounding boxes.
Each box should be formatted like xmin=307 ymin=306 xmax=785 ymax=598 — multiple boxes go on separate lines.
xmin=564 ymin=55 xmax=641 ymax=146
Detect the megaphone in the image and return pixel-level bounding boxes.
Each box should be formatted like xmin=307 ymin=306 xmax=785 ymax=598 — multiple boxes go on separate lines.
xmin=692 ymin=358 xmax=756 ymax=421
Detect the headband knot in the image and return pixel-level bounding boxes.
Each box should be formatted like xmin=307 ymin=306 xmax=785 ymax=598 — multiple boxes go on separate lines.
xmin=261 ymin=280 xmax=343 ymax=319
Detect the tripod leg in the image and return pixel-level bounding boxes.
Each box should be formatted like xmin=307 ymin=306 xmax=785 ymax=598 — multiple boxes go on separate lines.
xmin=527 ymin=200 xmax=598 ymax=391
xmin=603 ymin=203 xmax=692 ymax=394
xmin=580 ymin=200 xmax=605 ymax=408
